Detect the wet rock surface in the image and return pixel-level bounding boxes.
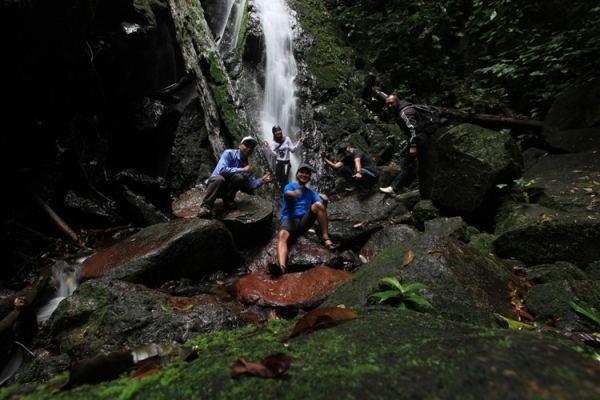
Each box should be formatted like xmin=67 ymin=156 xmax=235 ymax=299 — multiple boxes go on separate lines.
xmin=229 ymin=266 xmax=353 ymax=309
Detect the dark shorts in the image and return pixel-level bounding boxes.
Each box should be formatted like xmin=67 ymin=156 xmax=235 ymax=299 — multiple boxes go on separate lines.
xmin=280 ymin=208 xmax=318 ymax=238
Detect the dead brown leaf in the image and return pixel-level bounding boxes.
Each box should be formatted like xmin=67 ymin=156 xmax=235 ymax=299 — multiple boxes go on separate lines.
xmin=129 ymin=360 xmax=159 ymax=381
xmin=426 ymin=249 xmax=443 ymax=255
xmin=403 ymin=249 xmax=415 ymax=266
xmin=352 ymin=220 xmax=365 ymax=229
xmin=229 ymin=353 xmax=292 ymax=379
xmin=288 ymin=307 xmax=360 ymax=338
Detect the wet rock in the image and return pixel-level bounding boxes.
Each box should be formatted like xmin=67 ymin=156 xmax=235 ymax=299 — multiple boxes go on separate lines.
xmin=542 ymin=78 xmax=600 ymax=153
xmin=16 ymin=279 xmax=264 ymax=383
xmin=359 ymin=224 xmax=420 ymax=263
xmin=118 ymin=184 xmax=169 ymax=227
xmin=80 ymin=218 xmax=240 ymax=287
xmin=585 ymin=261 xmax=600 ymax=280
xmin=526 ymin=261 xmax=588 ymax=284
xmin=171 ymin=189 xmax=274 ymax=248
xmin=324 ymin=233 xmax=518 ymax=327
xmin=525 ymin=280 xmax=600 ymax=331
xmin=412 ymin=199 xmax=441 ymax=229
xmin=230 ymin=266 xmax=352 ymax=309
xmin=326 ymin=191 xmax=411 ymax=249
xmin=493 ymin=150 xmax=600 ymax=267
xmin=419 ymin=123 xmax=523 ymax=212
xmin=424 ymin=216 xmax=468 ymax=242
xmin=243 ymin=235 xmax=354 ymax=273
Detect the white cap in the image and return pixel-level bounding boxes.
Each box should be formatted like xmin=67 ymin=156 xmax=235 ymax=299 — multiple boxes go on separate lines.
xmin=241 ymin=136 xmax=258 ymax=146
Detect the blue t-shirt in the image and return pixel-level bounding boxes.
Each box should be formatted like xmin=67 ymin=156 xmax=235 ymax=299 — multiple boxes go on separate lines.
xmin=280 ymin=182 xmax=322 ymax=223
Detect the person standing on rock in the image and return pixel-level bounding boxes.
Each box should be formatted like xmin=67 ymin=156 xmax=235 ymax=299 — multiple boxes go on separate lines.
xmin=262 ymin=125 xmax=305 ymax=187
xmin=272 ymin=163 xmax=337 ymax=275
xmin=373 ymin=87 xmax=441 ymax=195
xmin=197 ymin=136 xmax=272 ymax=218
xmin=320 ymin=142 xmax=379 ymax=193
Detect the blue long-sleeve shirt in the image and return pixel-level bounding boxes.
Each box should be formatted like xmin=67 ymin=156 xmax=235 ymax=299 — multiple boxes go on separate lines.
xmin=207 ymin=149 xmax=264 ymax=190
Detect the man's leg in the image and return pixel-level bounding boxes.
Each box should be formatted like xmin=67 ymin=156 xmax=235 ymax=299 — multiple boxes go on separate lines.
xmin=339 ymin=165 xmax=360 ymax=189
xmin=359 ymin=168 xmax=378 ymax=188
xmin=391 ymin=145 xmax=413 ymax=192
xmin=276 ymin=229 xmax=291 ymax=270
xmin=223 ymin=174 xmax=245 ymax=203
xmin=309 ymin=202 xmax=337 ymax=249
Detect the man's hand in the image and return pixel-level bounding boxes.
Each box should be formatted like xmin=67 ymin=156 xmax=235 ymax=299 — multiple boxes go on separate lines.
xmin=261 ymin=173 xmax=272 ymax=183
xmin=352 ymin=171 xmax=363 ymax=180
xmin=319 ymin=149 xmax=326 ymax=159
xmin=263 ymin=140 xmax=269 ymax=147
xmin=242 ymin=164 xmax=253 ymax=173
xmin=409 ymin=147 xmax=418 ymax=156
xmin=299 ymin=136 xmax=306 ymax=143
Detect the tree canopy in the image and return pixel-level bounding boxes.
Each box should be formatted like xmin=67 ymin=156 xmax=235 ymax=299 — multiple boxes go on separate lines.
xmin=327 ymin=0 xmax=600 ymax=119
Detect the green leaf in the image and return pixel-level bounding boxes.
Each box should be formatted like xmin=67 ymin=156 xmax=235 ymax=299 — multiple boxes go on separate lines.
xmin=370 ymin=290 xmax=401 ymax=302
xmin=405 ymin=293 xmax=434 ymax=308
xmin=402 ymin=283 xmax=429 ymax=293
xmin=380 ymin=277 xmax=402 ymax=291
xmin=570 ymin=300 xmax=600 ymax=325
xmin=494 ymin=314 xmax=534 ymax=330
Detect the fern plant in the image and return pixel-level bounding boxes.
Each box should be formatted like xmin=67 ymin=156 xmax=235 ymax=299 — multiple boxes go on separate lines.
xmin=370 ymin=277 xmax=433 ymax=310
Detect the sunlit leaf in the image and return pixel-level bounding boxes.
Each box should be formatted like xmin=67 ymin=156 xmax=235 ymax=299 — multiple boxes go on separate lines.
xmin=403 ymin=250 xmax=415 ymax=266
xmin=494 ymin=313 xmax=534 ymax=330
xmin=289 ymin=307 xmax=360 ymax=338
xmin=402 ymin=283 xmax=429 ymax=293
xmin=161 ymin=305 xmax=174 ymax=313
xmin=380 ymin=276 xmax=402 ymax=291
xmin=570 ymin=300 xmax=600 ymax=325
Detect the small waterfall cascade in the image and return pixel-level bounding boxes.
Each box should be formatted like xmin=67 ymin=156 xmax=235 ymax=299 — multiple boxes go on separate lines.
xmin=254 ymin=0 xmax=301 ymax=174
xmin=217 ymin=0 xmax=246 ymax=54
xmin=36 ymin=260 xmax=81 ymax=324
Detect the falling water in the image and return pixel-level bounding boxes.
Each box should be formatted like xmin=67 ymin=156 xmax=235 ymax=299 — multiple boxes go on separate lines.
xmin=217 ymin=0 xmax=245 ymax=54
xmin=254 ymin=0 xmax=301 ymax=173
xmin=36 ymin=260 xmax=81 ymax=324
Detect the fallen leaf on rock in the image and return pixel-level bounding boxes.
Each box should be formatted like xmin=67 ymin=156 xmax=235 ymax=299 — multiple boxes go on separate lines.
xmin=426 ymin=249 xmax=443 ymax=255
xmin=352 ymin=220 xmax=365 ymax=229
xmin=229 ymin=352 xmax=292 ymax=379
xmin=403 ymin=249 xmax=415 ymax=266
xmin=289 ymin=307 xmax=360 ymax=338
xmin=129 ymin=360 xmax=159 ymax=381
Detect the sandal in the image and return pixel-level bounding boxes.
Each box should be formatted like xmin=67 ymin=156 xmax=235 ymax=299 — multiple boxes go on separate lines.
xmin=320 ymin=237 xmax=339 ymax=251
xmin=268 ymin=262 xmax=286 ymax=276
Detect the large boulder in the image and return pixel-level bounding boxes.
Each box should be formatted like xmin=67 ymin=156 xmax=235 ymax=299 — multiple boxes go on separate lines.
xmin=323 ymin=232 xmax=518 ymax=327
xmin=419 ymin=123 xmax=523 ymax=212
xmin=542 ymin=78 xmax=600 ymax=153
xmin=171 ymin=189 xmax=274 ymax=248
xmin=80 ymin=218 xmax=240 ymax=286
xmin=493 ymin=150 xmax=600 ymax=266
xmin=13 ymin=278 xmax=263 ymax=383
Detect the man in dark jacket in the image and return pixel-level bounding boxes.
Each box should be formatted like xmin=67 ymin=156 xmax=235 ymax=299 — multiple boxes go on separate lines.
xmin=374 ymin=88 xmax=435 ymax=194
xmin=320 ymin=142 xmax=379 ymax=192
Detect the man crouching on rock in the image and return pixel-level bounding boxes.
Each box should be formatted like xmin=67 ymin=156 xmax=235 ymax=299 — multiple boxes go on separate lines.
xmin=197 ymin=136 xmax=272 ymax=218
xmin=271 ymin=163 xmax=338 ymax=275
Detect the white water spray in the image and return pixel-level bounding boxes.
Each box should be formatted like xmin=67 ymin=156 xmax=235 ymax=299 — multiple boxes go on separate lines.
xmin=217 ymin=0 xmax=245 ymax=54
xmin=254 ymin=0 xmax=301 ymax=173
xmin=36 ymin=261 xmax=81 ymax=324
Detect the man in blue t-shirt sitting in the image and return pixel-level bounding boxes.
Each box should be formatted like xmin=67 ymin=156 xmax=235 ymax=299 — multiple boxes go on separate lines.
xmin=272 ymin=163 xmax=337 ymax=275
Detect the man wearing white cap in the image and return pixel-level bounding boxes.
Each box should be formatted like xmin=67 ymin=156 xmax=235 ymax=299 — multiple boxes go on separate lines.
xmin=198 ymin=136 xmax=272 ymax=218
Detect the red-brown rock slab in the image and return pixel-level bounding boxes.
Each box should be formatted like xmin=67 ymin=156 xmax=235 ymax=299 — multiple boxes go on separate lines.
xmin=230 ymin=266 xmax=352 ymax=308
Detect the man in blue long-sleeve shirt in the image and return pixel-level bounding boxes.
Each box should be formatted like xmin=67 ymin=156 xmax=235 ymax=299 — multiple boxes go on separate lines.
xmin=197 ymin=136 xmax=272 ymax=218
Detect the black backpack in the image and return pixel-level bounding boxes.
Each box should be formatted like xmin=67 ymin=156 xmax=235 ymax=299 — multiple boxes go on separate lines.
xmin=401 ymin=104 xmax=446 ymax=135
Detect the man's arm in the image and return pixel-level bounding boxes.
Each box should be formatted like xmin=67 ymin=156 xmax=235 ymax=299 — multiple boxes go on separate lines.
xmin=352 ymin=155 xmax=363 ymax=179
xmin=319 ymin=149 xmax=343 ymax=170
xmin=214 ymin=150 xmax=244 ymax=176
xmin=400 ymin=107 xmax=420 ymax=146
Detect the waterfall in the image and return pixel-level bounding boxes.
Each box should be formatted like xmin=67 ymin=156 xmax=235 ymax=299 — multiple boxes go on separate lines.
xmin=254 ymin=0 xmax=301 ymax=175
xmin=36 ymin=261 xmax=81 ymax=324
xmin=218 ymin=0 xmax=245 ymax=54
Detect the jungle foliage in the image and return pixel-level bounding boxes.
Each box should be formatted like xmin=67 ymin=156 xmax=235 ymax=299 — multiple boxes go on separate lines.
xmin=326 ymin=0 xmax=600 ymax=119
